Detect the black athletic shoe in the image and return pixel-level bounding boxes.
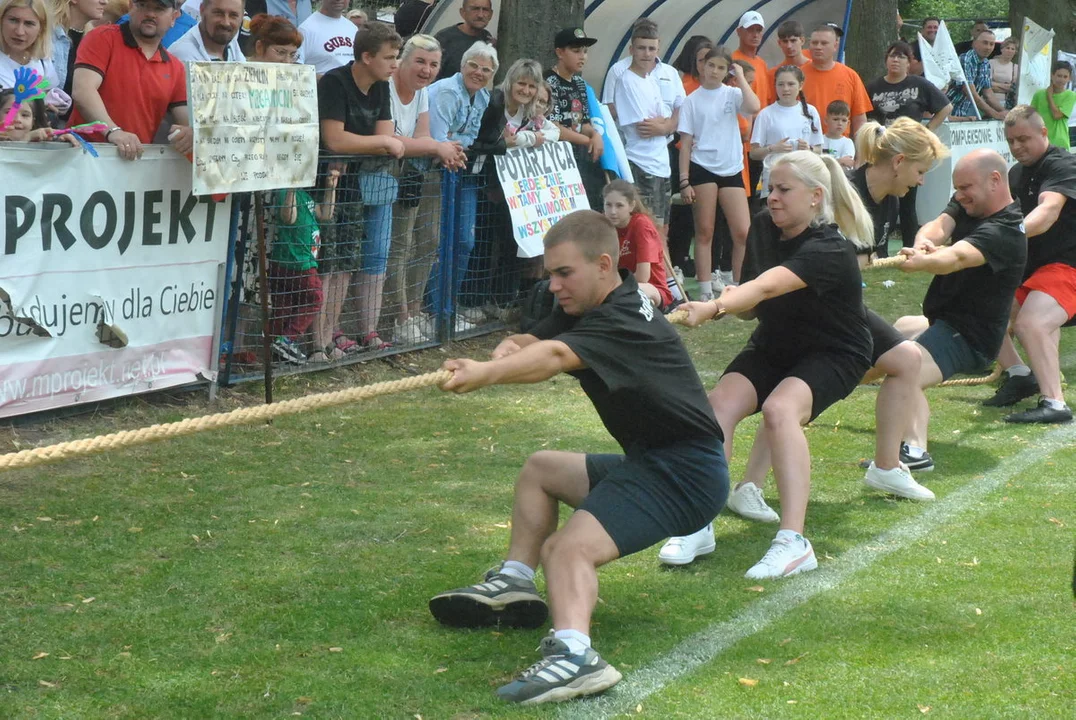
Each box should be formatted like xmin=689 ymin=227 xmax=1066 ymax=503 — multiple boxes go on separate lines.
xmin=1004 ymin=398 xmax=1073 ymax=424
xmin=983 ymin=371 xmax=1039 ymax=407
xmin=429 ymin=566 xmax=548 ymax=629
xmin=496 ymin=634 xmax=622 ymax=704
xmin=899 ymin=443 xmax=934 ymax=472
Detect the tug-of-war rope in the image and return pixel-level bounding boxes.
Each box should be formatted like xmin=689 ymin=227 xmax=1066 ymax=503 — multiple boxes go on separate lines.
xmin=0 ymin=262 xmax=999 ymax=473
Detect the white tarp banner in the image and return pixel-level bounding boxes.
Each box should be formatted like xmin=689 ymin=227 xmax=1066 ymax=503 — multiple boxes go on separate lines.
xmin=493 ymin=142 xmax=590 ymax=258
xmin=917 ymin=122 xmax=1014 ymax=221
xmin=189 ymin=61 xmax=319 ymax=196
xmin=1017 ymin=18 xmax=1054 ymax=106
xmin=0 ymin=145 xmax=232 ymax=419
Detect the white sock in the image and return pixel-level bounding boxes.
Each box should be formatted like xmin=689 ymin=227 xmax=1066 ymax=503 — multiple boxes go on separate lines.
xmin=553 ymin=629 xmax=591 ymax=655
xmin=499 ymin=560 xmax=535 ymax=582
xmin=776 ymin=528 xmax=803 ymax=543
xmin=1043 ymin=397 xmax=1068 ymax=410
xmin=1007 ymin=364 xmax=1031 ymax=377
xmin=698 ymin=290 xmax=713 ymax=302
xmin=904 ymin=444 xmax=926 ymax=459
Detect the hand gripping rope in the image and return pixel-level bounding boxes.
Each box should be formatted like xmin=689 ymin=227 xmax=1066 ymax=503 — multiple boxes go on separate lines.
xmin=0 ymin=305 xmax=997 ymax=473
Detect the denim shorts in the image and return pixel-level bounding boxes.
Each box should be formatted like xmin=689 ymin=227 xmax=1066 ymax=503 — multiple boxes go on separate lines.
xmin=628 ymin=161 xmax=672 ymax=226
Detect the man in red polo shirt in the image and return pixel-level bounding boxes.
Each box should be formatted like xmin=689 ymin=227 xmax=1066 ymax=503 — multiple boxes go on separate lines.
xmin=69 ymin=0 xmax=193 ymax=161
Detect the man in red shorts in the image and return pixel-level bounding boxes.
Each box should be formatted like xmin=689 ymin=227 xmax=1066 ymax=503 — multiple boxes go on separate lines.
xmin=985 ymin=106 xmax=1076 ymax=423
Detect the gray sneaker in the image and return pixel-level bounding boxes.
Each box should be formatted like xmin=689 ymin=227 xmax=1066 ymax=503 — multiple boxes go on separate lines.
xmin=496 ymin=633 xmax=622 ymax=704
xmin=429 ymin=566 xmax=547 ymax=629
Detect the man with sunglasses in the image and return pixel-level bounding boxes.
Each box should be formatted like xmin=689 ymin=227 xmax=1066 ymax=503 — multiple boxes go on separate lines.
xmin=69 ymin=0 xmax=193 ymax=161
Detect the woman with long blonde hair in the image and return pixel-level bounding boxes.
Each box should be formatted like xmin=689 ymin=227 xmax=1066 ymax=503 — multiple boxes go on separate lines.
xmin=657 ymin=150 xmax=874 ymax=580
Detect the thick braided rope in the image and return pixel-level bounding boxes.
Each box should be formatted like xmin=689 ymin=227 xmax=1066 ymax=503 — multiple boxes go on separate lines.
xmin=0 ymin=371 xmax=452 ymax=473
xmin=864 ymin=255 xmax=907 ymax=270
xmin=0 ymin=306 xmax=1001 ymax=473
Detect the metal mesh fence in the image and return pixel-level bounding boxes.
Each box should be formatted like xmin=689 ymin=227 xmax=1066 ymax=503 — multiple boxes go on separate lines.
xmin=218 ymin=156 xmax=529 ymax=384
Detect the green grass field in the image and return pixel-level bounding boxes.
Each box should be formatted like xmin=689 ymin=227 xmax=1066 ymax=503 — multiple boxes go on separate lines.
xmin=2 ymin=268 xmax=1073 ymax=719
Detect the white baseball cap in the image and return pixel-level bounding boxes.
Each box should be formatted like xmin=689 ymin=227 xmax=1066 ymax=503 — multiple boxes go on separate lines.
xmin=739 ymin=11 xmax=765 ymax=29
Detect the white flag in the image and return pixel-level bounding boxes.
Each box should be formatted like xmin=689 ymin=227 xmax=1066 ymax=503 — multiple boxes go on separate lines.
xmin=919 ymin=33 xmax=948 ymax=90
xmin=932 ymin=20 xmax=967 ymax=85
xmin=1017 ymin=17 xmax=1055 ymax=105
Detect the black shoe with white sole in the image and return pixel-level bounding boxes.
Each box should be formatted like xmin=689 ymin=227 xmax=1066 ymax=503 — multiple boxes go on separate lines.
xmin=429 ymin=566 xmax=548 ymax=629
xmin=899 ymin=443 xmax=934 ymax=472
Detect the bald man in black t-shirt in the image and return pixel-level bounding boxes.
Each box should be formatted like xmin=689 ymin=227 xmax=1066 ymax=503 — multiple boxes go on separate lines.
xmin=427 ymin=210 xmax=728 ymax=705
xmin=888 ymin=150 xmax=1027 ymax=471
xmin=984 ymin=107 xmax=1076 ymax=423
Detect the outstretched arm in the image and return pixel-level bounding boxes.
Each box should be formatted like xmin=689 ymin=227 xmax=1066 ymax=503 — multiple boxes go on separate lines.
xmin=899 ymin=240 xmax=986 ymax=275
xmin=715 ymin=266 xmax=807 ymax=314
xmin=441 ymin=340 xmax=584 ymax=393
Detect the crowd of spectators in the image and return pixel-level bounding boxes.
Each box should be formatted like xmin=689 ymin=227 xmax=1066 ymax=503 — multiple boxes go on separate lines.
xmin=2 ymin=3 xmax=1075 ymax=366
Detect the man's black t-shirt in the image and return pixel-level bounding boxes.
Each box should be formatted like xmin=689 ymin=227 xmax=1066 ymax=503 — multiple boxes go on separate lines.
xmin=851 ymin=165 xmax=899 ymax=256
xmin=1008 ymin=145 xmax=1076 ymax=276
xmin=922 ymin=199 xmax=1027 ymax=359
xmin=434 ymin=24 xmax=494 ymax=80
xmin=317 ymin=64 xmax=392 ymax=141
xmin=865 ymin=74 xmax=950 ymax=124
xmin=394 ymin=0 xmax=436 ymax=37
xmin=741 ymin=212 xmax=872 ymax=364
xmin=529 ymin=272 xmax=723 ymax=453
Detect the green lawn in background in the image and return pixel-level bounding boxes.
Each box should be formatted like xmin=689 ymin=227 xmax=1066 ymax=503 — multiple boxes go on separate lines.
xmin=1 ymin=268 xmax=1073 ymax=719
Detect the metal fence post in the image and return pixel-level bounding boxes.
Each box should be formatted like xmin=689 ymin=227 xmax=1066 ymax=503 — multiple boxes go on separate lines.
xmin=219 ymin=194 xmax=249 ymax=387
xmin=437 ymin=168 xmax=458 ymax=344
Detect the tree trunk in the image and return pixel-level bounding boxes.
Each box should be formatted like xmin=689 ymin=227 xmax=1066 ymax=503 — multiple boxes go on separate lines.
xmin=1010 ymin=0 xmax=1076 ymax=59
xmin=844 ymin=0 xmax=899 ymax=80
xmin=495 ymin=0 xmax=585 ymax=80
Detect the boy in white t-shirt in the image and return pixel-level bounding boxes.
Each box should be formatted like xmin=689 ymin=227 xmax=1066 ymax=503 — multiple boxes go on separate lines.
xmin=821 ymin=100 xmax=855 ymax=169
xmin=612 ymin=21 xmax=679 ymax=228
xmin=299 ymin=0 xmax=357 ymax=77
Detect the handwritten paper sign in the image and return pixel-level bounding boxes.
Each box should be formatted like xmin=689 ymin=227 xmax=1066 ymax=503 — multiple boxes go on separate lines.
xmin=493 ymin=142 xmax=589 ymax=258
xmin=188 ymin=62 xmax=319 ymax=195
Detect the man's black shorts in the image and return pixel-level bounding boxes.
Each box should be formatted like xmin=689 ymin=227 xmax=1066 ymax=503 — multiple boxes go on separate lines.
xmin=724 ymin=345 xmax=870 ymax=421
xmin=581 ymin=437 xmax=728 ymax=557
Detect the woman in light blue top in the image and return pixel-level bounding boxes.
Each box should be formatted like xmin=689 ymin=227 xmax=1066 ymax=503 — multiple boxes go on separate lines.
xmin=425 ymin=40 xmax=497 ymax=331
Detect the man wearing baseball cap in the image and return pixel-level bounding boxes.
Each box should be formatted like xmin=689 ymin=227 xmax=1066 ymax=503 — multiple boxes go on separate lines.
xmin=546 ymin=27 xmax=605 ymax=210
xmin=732 ymin=10 xmax=772 ymax=108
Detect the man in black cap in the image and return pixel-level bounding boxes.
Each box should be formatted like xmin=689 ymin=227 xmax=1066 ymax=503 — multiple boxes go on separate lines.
xmin=546 ymin=27 xmax=605 ymax=209
xmin=433 ymin=0 xmax=494 ymax=80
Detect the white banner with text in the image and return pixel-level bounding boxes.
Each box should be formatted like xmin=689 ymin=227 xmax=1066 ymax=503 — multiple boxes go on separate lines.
xmin=189 ymin=61 xmax=319 ymax=196
xmin=493 ymin=142 xmax=590 ymax=258
xmin=0 ymin=145 xmax=232 ymax=418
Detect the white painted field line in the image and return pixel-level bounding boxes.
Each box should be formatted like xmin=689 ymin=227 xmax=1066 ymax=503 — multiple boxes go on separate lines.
xmin=565 ymin=422 xmax=1076 ymax=720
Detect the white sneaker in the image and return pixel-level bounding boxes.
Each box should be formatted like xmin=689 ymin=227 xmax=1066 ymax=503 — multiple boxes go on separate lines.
xmin=726 ymin=483 xmax=780 ymax=523
xmin=452 ymin=314 xmax=476 ymax=333
xmin=710 ymin=276 xmax=725 ymax=295
xmin=393 ymin=316 xmax=431 ymax=345
xmin=744 ymin=532 xmax=818 ymax=579
xmin=719 ymin=270 xmax=734 ymax=287
xmin=673 ymin=266 xmax=685 ymax=287
xmin=657 ymin=523 xmax=716 ymax=566
xmin=457 ymin=306 xmax=486 ymax=325
xmin=864 ymin=462 xmax=935 ymax=501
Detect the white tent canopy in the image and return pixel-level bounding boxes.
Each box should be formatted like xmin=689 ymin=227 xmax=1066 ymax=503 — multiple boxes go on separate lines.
xmin=420 ymin=0 xmax=853 ymax=90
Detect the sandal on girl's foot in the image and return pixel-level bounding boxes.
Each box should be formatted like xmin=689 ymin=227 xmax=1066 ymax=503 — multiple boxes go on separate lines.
xmin=361 ymin=332 xmax=391 ymax=351
xmin=308 ymin=351 xmax=330 ymax=364
xmin=326 ymin=346 xmax=346 ymax=361
xmin=332 ymin=331 xmax=360 ymax=354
